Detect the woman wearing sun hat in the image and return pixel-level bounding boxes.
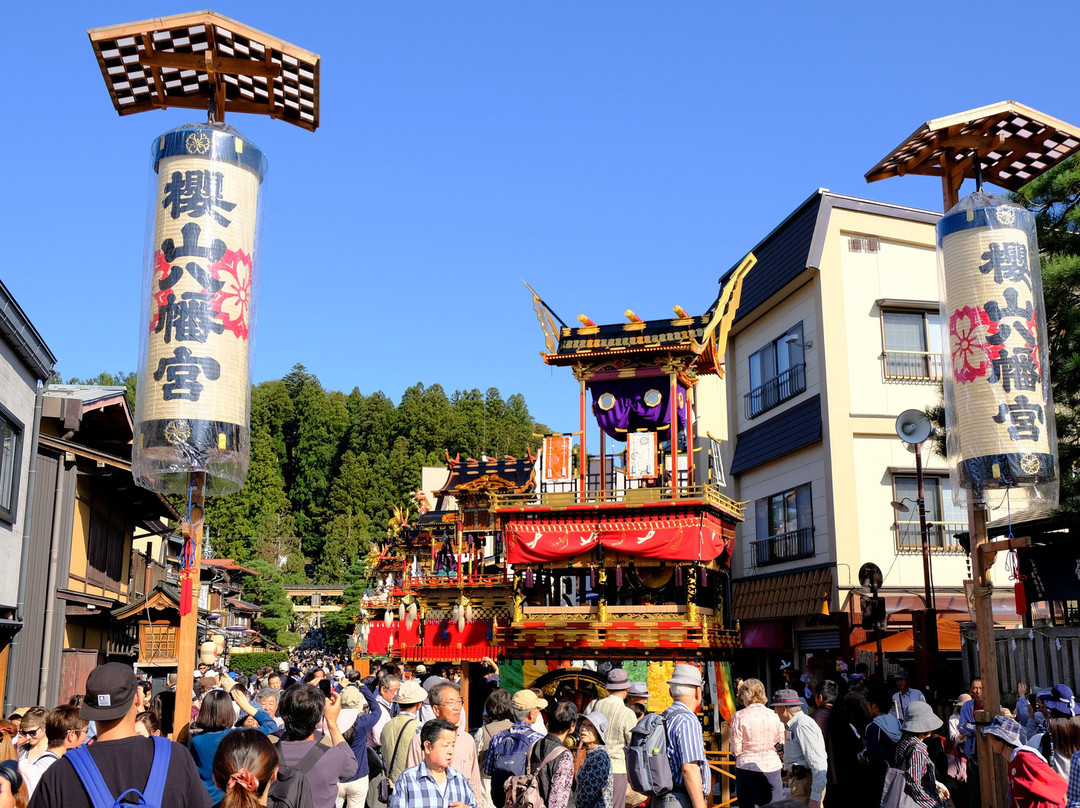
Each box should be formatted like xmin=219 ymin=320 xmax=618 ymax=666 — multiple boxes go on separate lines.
xmin=573 ymin=712 xmax=613 ymax=808
xmin=895 ymin=702 xmax=950 ymax=808
xmin=984 ymin=714 xmax=1066 ymax=808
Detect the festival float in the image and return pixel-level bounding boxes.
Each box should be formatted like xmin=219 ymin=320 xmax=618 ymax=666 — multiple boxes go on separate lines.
xmin=358 ymin=263 xmax=754 ymax=780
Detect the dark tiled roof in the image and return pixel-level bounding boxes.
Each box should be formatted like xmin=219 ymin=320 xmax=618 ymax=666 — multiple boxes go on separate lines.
xmin=0 ymin=279 xmax=55 ymax=380
xmin=550 ymin=316 xmax=710 ymax=363
xmin=733 ymin=564 xmax=833 ymax=621
xmin=718 ymin=192 xmax=822 ymax=325
xmin=730 ymin=395 xmax=822 ymax=475
xmin=441 ymin=457 xmax=535 ymax=493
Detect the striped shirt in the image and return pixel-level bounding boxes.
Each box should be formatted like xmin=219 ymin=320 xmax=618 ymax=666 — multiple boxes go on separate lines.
xmin=729 ymin=703 xmax=784 ymax=773
xmin=387 ymin=762 xmax=477 ymax=808
xmin=664 ymin=701 xmax=711 ymax=795
xmin=894 ymin=735 xmax=941 ymax=808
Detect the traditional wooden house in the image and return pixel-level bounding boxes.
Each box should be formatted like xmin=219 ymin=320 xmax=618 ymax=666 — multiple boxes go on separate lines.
xmin=7 ymin=385 xmax=177 ymax=707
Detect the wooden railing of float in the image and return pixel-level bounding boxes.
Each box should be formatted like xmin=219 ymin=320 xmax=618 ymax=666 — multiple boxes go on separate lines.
xmin=490 ymin=484 xmax=745 ymax=519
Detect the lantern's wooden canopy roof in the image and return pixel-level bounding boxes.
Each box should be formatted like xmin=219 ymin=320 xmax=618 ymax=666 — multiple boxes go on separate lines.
xmin=866 ymin=101 xmax=1080 ymax=192
xmin=88 ymin=10 xmax=320 ymax=131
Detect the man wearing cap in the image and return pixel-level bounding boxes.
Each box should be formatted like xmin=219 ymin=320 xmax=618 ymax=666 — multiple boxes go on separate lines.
xmin=593 ymin=668 xmax=637 ymax=807
xmin=380 ymin=679 xmax=426 ymax=788
xmin=891 ymin=670 xmax=926 ymax=720
xmin=27 ymin=662 xmax=210 ymax=808
xmin=661 ymin=664 xmax=711 ymax=808
xmin=279 ymin=660 xmax=298 ymax=691
xmin=483 ymin=689 xmax=547 ymax=808
xmin=770 ymin=688 xmax=827 ymax=808
xmin=404 ymin=681 xmax=483 ymax=802
xmin=985 ymin=714 xmax=1066 ymax=808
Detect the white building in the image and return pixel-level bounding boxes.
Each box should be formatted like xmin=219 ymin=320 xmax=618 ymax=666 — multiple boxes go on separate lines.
xmin=705 ymin=190 xmax=1016 ymax=688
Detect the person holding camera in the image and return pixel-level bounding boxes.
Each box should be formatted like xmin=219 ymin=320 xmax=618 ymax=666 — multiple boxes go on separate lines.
xmin=770 ymin=689 xmax=827 ymax=808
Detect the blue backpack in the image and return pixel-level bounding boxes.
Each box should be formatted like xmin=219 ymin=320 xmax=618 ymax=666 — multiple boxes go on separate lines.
xmin=492 ymin=728 xmax=538 ymax=781
xmin=67 ymin=735 xmax=171 ymax=808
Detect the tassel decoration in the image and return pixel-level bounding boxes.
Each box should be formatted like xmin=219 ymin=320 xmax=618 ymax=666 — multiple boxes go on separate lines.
xmin=675 ymin=566 xmax=683 ymax=586
xmin=615 ymin=566 xmax=623 ymax=588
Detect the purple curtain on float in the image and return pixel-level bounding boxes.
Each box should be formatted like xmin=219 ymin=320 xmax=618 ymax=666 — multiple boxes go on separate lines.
xmin=590 ymin=377 xmax=686 ymax=442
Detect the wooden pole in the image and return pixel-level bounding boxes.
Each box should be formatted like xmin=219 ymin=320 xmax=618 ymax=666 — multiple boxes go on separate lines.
xmin=669 ymin=373 xmax=679 ymax=500
xmin=685 ymin=385 xmax=695 ymax=488
xmin=579 ymin=380 xmax=587 ymax=502
xmin=172 ymin=471 xmax=205 ymax=739
xmin=969 ymin=501 xmax=1006 ymax=807
xmin=459 ymin=659 xmax=470 ymax=731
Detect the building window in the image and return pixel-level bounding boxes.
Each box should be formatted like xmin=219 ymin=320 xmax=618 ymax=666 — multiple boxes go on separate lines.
xmin=882 ymin=310 xmax=942 ymax=381
xmin=87 ymin=489 xmax=130 ymax=591
xmin=745 ymin=323 xmax=807 ymax=419
xmin=752 ymin=482 xmax=814 ymax=566
xmin=0 ymin=410 xmax=22 ymax=523
xmin=892 ymin=475 xmax=967 ymax=553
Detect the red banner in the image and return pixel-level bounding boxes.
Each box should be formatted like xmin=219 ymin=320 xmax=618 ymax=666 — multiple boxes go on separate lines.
xmin=505 ymin=515 xmax=730 ymax=563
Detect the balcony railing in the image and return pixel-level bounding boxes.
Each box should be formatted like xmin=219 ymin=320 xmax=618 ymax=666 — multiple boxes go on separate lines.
xmin=883 ymin=350 xmax=943 ymax=382
xmin=751 ymin=527 xmax=814 ymax=566
xmin=893 ymin=521 xmax=967 ymax=554
xmin=744 ymin=363 xmax=806 ymax=419
xmin=490 ymin=483 xmax=745 ymax=518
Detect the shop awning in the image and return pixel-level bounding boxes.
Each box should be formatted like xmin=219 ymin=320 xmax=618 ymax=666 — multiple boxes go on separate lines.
xmin=854 ymin=619 xmax=962 ymax=653
xmin=505 ymin=515 xmax=730 ymax=564
xmin=733 ymin=566 xmax=832 ymax=622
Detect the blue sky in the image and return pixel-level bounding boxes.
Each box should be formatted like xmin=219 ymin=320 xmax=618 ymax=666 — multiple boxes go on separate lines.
xmin=3 ymin=1 xmax=1078 ymax=432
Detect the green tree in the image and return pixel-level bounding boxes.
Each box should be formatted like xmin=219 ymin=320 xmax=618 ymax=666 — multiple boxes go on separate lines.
xmin=244 ymin=558 xmax=296 ymax=646
xmin=322 ymin=558 xmax=371 ymax=648
xmin=1013 ymin=155 xmax=1080 ymax=508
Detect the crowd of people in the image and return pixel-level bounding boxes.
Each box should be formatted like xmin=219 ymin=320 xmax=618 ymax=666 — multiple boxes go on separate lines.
xmin=9 ymin=653 xmax=1080 ymax=808
xmin=728 ymin=667 xmax=1080 ymax=808
xmin=0 ymin=655 xmax=711 ymax=808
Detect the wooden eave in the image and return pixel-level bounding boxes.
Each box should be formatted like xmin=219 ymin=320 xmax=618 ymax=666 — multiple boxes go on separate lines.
xmin=88 ymin=10 xmax=320 ymax=131
xmin=865 ymin=100 xmax=1080 ymax=192
xmin=113 ymin=587 xmax=180 ymax=621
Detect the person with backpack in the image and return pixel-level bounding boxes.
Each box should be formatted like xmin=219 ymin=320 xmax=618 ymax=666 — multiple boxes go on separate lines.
xmin=573 ymin=712 xmax=612 ymax=808
xmin=592 ymin=669 xmax=636 ymax=808
xmin=277 ymin=685 xmax=357 ymax=808
xmin=516 ymin=700 xmax=575 ymax=808
xmin=27 ymin=661 xmax=210 ymax=808
xmin=659 ymin=665 xmax=711 ymax=808
xmin=482 ymin=690 xmax=546 ymax=808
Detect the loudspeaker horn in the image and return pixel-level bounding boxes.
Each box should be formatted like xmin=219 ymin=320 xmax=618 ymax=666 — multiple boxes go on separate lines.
xmin=895 ymin=409 xmax=932 ymax=445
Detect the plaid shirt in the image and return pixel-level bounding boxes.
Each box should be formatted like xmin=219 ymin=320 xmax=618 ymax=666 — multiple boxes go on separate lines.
xmin=388 ymin=762 xmax=477 ymax=808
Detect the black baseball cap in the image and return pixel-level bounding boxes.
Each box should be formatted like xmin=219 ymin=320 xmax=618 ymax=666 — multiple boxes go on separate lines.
xmin=80 ymin=663 xmax=137 ymax=721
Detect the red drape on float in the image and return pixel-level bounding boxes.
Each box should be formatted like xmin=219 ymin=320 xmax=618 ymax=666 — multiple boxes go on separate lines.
xmin=505 ymin=515 xmax=730 ymax=564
